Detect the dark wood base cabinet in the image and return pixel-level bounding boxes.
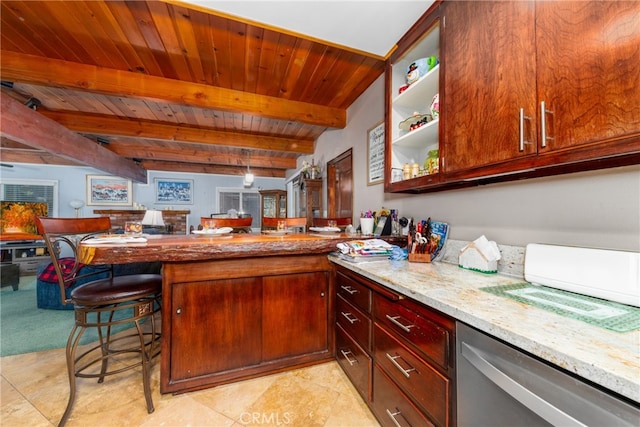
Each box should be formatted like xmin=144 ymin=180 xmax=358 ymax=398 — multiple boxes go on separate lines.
xmin=161 ymin=254 xmax=335 ymax=394
xmin=334 ymin=265 xmax=456 ymax=427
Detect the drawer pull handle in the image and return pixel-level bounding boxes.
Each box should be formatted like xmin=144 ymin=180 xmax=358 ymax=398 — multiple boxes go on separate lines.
xmin=340 ymin=349 xmax=358 ymax=366
xmin=386 ymin=314 xmax=415 ymax=333
xmin=340 ymin=285 xmax=358 ymax=295
xmin=386 ymin=353 xmax=416 ymax=378
xmin=385 ymin=409 xmax=403 ymax=427
xmin=341 ymin=311 xmax=359 ymax=324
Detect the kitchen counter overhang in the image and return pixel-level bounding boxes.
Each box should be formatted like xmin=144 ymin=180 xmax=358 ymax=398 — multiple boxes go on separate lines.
xmin=78 ymin=233 xmax=358 ymax=265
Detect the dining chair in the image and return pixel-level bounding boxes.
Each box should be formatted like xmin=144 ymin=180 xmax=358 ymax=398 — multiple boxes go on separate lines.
xmin=35 ymin=217 xmax=162 ymax=427
xmin=312 ymin=217 xmax=352 ymax=229
xmin=262 ymin=217 xmax=307 ymax=232
xmin=200 ymin=216 xmax=253 ymax=233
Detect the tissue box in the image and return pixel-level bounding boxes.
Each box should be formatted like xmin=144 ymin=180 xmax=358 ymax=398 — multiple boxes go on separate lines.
xmin=459 ymin=243 xmax=498 ymax=274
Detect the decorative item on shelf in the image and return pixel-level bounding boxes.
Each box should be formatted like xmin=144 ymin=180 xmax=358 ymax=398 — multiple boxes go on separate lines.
xmin=430 ymin=93 xmax=440 ymax=118
xmin=398 ymin=84 xmax=410 ymax=94
xmin=424 ymin=149 xmax=440 ymax=175
xmin=403 ymin=163 xmax=411 ymax=180
xmin=69 ymin=200 xmax=84 ymax=218
xmin=399 ymin=112 xmax=433 ymax=132
xmin=406 ymin=55 xmax=438 ymax=85
xmin=301 ymin=159 xmax=321 ymax=179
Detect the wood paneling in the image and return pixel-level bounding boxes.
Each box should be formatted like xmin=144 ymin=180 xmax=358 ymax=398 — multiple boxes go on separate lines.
xmin=0 ymin=0 xmax=386 ymax=179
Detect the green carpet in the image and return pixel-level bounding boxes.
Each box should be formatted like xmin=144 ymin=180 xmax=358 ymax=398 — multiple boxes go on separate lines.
xmin=0 ymin=277 xmax=134 ymax=357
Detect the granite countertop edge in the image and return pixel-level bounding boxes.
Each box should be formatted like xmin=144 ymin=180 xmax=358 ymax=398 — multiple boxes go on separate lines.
xmin=330 ymin=255 xmax=640 ymax=404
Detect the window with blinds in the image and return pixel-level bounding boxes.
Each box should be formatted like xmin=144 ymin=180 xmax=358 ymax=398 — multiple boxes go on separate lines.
xmin=0 ymin=179 xmax=58 ymax=217
xmin=217 ymin=188 xmax=260 ymax=229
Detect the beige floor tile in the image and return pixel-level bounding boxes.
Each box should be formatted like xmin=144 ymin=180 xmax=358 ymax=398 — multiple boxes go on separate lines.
xmin=1 ymin=348 xmax=379 ymax=427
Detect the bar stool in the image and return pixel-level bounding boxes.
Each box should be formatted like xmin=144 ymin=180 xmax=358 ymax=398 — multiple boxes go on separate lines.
xmin=35 ymin=217 xmax=162 ymax=426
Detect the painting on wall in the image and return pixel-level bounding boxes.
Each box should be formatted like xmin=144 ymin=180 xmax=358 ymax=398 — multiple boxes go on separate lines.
xmin=86 ymin=175 xmax=133 ymax=206
xmin=154 ymin=178 xmax=193 ymax=205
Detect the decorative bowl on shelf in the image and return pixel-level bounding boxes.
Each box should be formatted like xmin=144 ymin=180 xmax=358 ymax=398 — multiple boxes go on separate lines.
xmin=399 ymin=113 xmax=433 ymax=131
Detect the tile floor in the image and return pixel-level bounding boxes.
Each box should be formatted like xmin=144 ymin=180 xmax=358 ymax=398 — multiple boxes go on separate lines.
xmin=1 ymin=343 xmax=380 ymax=427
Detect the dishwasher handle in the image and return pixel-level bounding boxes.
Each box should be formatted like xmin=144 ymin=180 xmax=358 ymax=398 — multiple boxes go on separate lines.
xmin=460 ymin=341 xmax=587 ymax=427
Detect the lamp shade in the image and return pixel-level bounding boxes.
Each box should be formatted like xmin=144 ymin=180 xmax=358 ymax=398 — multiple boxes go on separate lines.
xmin=142 ymin=210 xmax=165 ymax=226
xmin=69 ymin=199 xmax=85 ymax=209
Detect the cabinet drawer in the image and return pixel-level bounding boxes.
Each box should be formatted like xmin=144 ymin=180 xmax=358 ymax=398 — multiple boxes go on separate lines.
xmin=336 ymin=323 xmax=371 ymax=402
xmin=336 ymin=271 xmax=371 ymax=313
xmin=372 ymin=364 xmax=435 ymax=427
xmin=336 ymin=295 xmax=371 ymax=351
xmin=375 ymin=294 xmax=451 ymax=369
xmin=16 ymin=258 xmax=47 ymax=274
xmin=375 ymin=324 xmax=449 ymax=427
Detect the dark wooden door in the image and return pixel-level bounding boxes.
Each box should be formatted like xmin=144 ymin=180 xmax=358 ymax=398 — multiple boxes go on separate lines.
xmin=535 ymin=1 xmax=640 ymax=153
xmin=442 ymin=1 xmax=537 ymax=175
xmin=262 ymin=272 xmax=329 ymax=360
xmin=170 ymin=278 xmax=262 ymax=381
xmin=327 ymin=149 xmax=353 ymax=219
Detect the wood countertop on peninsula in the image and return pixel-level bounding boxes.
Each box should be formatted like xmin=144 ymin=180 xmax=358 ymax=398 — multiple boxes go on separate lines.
xmin=78 ymin=233 xmax=394 ymax=265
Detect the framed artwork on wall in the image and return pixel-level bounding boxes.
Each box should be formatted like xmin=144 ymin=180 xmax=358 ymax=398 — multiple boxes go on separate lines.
xmin=86 ymin=175 xmax=132 ymax=206
xmin=154 ymin=178 xmax=194 ymax=205
xmin=367 ymin=120 xmax=385 ymax=185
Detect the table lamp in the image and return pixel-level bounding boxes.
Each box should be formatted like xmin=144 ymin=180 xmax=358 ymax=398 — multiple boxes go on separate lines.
xmin=69 ymin=199 xmax=85 ymax=217
xmin=142 ymin=209 xmax=165 ymax=233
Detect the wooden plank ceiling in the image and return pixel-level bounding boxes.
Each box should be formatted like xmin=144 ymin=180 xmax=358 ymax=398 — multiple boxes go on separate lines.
xmin=0 ymin=0 xmax=386 ymax=182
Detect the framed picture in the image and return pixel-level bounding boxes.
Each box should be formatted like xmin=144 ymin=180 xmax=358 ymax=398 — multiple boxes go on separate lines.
xmin=86 ymin=175 xmax=132 ymax=206
xmin=154 ymin=178 xmax=194 ymax=205
xmin=367 ymin=120 xmax=385 ymax=185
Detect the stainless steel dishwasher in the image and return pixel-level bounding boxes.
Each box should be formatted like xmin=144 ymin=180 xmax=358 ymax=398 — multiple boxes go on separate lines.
xmin=456 ymin=322 xmax=640 ymax=426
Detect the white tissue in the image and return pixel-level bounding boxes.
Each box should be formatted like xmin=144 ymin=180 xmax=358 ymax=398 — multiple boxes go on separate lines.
xmin=459 ymin=235 xmax=501 ymax=273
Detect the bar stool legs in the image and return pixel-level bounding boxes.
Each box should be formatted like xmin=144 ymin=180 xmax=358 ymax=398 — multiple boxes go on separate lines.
xmin=57 ymin=297 xmax=161 ymax=427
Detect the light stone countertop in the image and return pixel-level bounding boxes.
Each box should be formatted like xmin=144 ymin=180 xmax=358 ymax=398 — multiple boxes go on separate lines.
xmin=330 ymin=255 xmax=640 ymax=404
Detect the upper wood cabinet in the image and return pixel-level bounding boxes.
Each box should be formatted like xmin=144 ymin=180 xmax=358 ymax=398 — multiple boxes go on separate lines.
xmin=441 ymin=1 xmax=537 ymax=176
xmin=386 ymin=0 xmax=640 ymax=192
xmin=441 ymin=0 xmax=640 ymax=180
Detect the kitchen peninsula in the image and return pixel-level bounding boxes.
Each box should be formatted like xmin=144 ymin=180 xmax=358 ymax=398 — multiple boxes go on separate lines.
xmin=78 ymin=233 xmax=368 ymax=394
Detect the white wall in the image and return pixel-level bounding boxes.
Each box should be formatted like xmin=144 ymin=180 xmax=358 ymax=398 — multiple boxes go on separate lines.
xmin=0 ymin=165 xmax=285 ymax=228
xmin=303 ymin=75 xmax=640 ymax=251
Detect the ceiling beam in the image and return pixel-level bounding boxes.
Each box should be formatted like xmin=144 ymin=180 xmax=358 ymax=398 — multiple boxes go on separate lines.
xmin=1 ymin=51 xmax=347 ymax=129
xmin=0 ymin=93 xmax=148 ymax=183
xmin=105 ymin=139 xmax=297 ymax=169
xmin=141 ymin=160 xmax=286 ymax=178
xmin=0 ymin=146 xmax=81 ymax=166
xmin=41 ymin=110 xmax=314 ymax=154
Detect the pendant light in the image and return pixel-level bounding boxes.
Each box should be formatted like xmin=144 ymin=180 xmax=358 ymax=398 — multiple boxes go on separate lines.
xmin=243 ymin=150 xmax=254 ymax=187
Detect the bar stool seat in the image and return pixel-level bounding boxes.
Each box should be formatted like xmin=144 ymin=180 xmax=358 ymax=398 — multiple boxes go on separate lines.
xmin=36 ymin=216 xmax=162 ymax=427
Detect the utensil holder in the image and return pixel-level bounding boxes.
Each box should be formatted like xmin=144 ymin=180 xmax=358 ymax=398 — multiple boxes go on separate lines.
xmin=408 ymin=253 xmax=431 ymax=263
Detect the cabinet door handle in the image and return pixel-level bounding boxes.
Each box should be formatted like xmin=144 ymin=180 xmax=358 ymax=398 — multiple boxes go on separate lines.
xmin=386 ymin=314 xmax=415 ymax=333
xmin=519 ymin=108 xmax=533 ymax=152
xmin=386 ymin=352 xmax=416 ymax=378
xmin=540 ymin=101 xmax=554 ymax=148
xmin=341 ymin=311 xmax=359 ymax=324
xmin=340 ymin=285 xmax=358 ymax=295
xmin=385 ymin=409 xmax=404 ymax=427
xmin=340 ymin=349 xmax=358 ymax=366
